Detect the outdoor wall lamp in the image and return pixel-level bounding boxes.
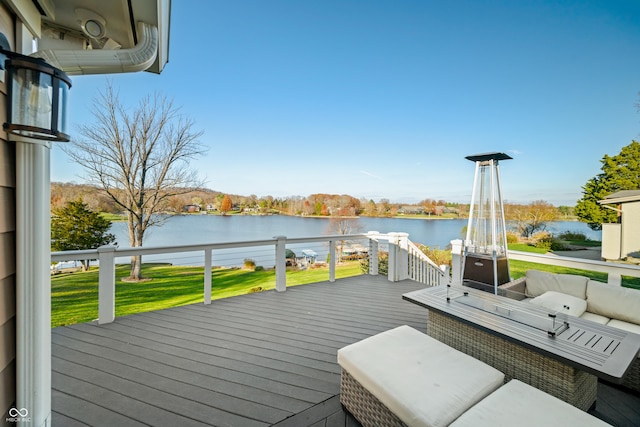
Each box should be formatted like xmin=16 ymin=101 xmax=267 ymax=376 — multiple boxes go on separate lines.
xmin=0 ymin=34 xmax=72 ymax=142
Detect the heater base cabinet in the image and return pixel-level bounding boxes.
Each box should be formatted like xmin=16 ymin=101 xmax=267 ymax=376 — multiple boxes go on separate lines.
xmin=463 ymin=254 xmax=510 ymax=288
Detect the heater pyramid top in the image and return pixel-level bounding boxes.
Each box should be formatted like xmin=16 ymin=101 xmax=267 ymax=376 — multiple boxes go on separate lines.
xmin=465 ymin=152 xmax=513 ymax=162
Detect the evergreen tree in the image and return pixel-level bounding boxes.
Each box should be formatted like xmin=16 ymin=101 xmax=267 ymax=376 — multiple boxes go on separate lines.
xmin=575 ymin=141 xmax=640 ymax=230
xmin=51 ymin=199 xmax=117 ymax=271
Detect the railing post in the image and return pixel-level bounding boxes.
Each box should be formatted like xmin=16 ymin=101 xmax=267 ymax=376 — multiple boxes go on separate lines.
xmin=450 ymin=239 xmax=463 ymax=285
xmin=440 ymin=265 xmax=450 ymax=286
xmin=397 ymin=232 xmax=409 ymax=281
xmin=388 ymin=233 xmax=398 ymax=281
xmin=387 ymin=232 xmax=409 ymax=282
xmin=204 ymin=248 xmax=212 ymax=304
xmin=367 ymin=231 xmax=379 ymax=276
xmin=97 ymin=245 xmax=116 ymax=324
xmin=329 ymin=239 xmax=336 ymax=282
xmin=275 ymin=236 xmax=287 ymax=291
xmin=608 ymin=272 xmax=622 ymax=286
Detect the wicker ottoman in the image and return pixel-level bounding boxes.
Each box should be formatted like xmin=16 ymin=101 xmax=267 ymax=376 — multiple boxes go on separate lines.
xmin=450 ymin=380 xmax=612 ymax=426
xmin=337 ymin=325 xmax=505 ymax=427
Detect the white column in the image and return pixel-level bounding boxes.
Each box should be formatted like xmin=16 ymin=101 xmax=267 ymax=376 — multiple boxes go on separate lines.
xmin=204 ymin=248 xmax=212 ymax=304
xmin=397 ymin=232 xmax=409 ymax=281
xmin=97 ymin=246 xmax=116 ymax=324
xmin=329 ymin=239 xmax=336 ymax=282
xmin=274 ymin=236 xmax=286 ymax=292
xmin=388 ymin=233 xmax=398 ymax=281
xmin=367 ymin=231 xmax=379 ymax=276
xmin=16 ymin=140 xmax=51 ymax=427
xmin=607 ymin=273 xmax=622 ymax=286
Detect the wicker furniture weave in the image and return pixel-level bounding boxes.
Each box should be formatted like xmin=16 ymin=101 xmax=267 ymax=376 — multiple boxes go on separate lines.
xmin=623 ymin=359 xmax=640 ymax=393
xmin=340 ymin=369 xmax=406 ymax=427
xmin=428 ymin=310 xmax=598 ymax=411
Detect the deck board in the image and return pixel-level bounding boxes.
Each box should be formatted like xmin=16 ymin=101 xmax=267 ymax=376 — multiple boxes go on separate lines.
xmin=52 ymin=275 xmax=640 ymax=426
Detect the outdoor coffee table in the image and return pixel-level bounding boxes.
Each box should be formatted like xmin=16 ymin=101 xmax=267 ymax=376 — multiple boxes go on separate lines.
xmin=403 ymin=285 xmax=640 ymax=411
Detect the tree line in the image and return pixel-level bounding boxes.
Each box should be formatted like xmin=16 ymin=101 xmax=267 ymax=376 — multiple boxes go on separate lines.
xmin=51 ymin=181 xmax=575 ymax=221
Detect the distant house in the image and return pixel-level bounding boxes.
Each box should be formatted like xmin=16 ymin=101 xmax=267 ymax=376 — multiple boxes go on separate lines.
xmin=442 ymin=206 xmax=460 ymax=215
xmin=600 ymin=190 xmax=640 ymax=261
xmin=184 ymin=204 xmax=201 ymax=213
xmin=398 ymin=205 xmax=425 ymax=215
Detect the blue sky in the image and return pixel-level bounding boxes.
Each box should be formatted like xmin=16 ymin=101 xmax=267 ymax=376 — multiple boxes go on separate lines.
xmin=51 ymin=0 xmax=640 ymax=205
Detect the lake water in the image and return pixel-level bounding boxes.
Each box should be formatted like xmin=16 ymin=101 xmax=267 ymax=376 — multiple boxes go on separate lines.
xmin=108 ymin=215 xmax=601 ymax=267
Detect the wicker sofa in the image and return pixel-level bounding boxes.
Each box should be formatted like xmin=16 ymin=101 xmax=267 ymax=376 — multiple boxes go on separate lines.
xmin=500 ymin=269 xmax=640 ymax=392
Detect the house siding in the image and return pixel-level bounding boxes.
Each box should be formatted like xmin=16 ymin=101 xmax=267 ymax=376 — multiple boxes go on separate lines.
xmin=0 ymin=4 xmax=17 ymax=422
xmin=622 ymin=201 xmax=640 ymax=258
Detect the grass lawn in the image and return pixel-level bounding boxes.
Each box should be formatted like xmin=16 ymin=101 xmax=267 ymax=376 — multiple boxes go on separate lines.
xmin=99 ymin=212 xmax=126 ymax=221
xmin=51 ymin=261 xmax=363 ymax=328
xmin=508 ymin=243 xmax=548 ymax=254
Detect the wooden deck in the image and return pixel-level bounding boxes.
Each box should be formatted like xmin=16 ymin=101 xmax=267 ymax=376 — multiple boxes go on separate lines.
xmin=51 ymin=275 xmax=640 ymax=427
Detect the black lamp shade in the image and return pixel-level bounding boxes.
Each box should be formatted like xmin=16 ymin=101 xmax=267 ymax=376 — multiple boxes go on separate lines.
xmin=4 ymin=55 xmax=71 ymax=142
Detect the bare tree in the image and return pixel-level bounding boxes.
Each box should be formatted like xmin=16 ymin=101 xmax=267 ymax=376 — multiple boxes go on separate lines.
xmin=65 ymin=83 xmax=206 ymax=280
xmin=327 ymin=217 xmax=363 ymax=263
xmin=505 ymin=200 xmax=560 ymax=238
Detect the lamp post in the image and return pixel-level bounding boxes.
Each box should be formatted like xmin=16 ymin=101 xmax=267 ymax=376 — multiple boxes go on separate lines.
xmin=1 ymin=33 xmax=71 ymax=426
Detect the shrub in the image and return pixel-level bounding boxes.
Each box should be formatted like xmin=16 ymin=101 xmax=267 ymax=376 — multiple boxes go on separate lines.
xmin=531 ymin=232 xmax=567 ymax=251
xmin=254 ymin=265 xmax=264 ymax=271
xmin=506 ymin=231 xmax=520 ymax=244
xmin=534 ymin=236 xmax=553 ymax=251
xmin=557 ymin=231 xmax=587 ymax=241
xmin=243 ymin=258 xmax=256 ymax=269
xmin=360 ymin=251 xmax=389 ymax=275
xmin=419 ymin=245 xmax=452 ymax=268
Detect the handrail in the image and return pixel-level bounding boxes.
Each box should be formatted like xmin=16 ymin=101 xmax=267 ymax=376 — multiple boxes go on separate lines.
xmin=407 ymin=240 xmax=444 ymax=270
xmin=450 ymin=237 xmax=640 ymax=286
xmin=51 ymin=234 xmax=369 ymax=261
xmin=507 ymin=250 xmax=640 ymax=284
xmin=51 ymin=232 xmax=446 ymax=324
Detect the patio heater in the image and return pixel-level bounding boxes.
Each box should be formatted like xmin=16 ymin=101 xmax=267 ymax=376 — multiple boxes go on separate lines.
xmin=462 ymin=152 xmax=512 ymax=294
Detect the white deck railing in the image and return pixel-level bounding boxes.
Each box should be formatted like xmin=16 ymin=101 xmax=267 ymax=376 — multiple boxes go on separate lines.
xmin=408 ymin=240 xmax=449 ymax=286
xmin=51 ymin=231 xmax=448 ymax=324
xmin=449 ymin=239 xmax=640 ymax=286
xmin=507 ymin=250 xmax=640 ymax=285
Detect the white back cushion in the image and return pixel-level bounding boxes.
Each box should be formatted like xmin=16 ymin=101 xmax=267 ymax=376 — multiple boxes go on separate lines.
xmin=586 ymin=280 xmax=640 ymax=324
xmin=525 ymin=270 xmax=588 ymax=299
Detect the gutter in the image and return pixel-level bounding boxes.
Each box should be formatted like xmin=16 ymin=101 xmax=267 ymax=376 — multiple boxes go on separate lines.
xmin=30 ymin=22 xmax=158 ymax=75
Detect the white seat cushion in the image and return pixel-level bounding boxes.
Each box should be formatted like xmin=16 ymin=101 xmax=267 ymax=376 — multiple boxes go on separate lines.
xmin=450 ymin=380 xmax=612 ymax=427
xmin=530 ymin=291 xmax=587 ymax=317
xmin=607 ymin=319 xmax=640 ymax=335
xmin=580 ymin=311 xmax=610 ymax=325
xmin=608 ymin=320 xmax=640 ymax=360
xmin=338 ymin=325 xmax=505 ymax=427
